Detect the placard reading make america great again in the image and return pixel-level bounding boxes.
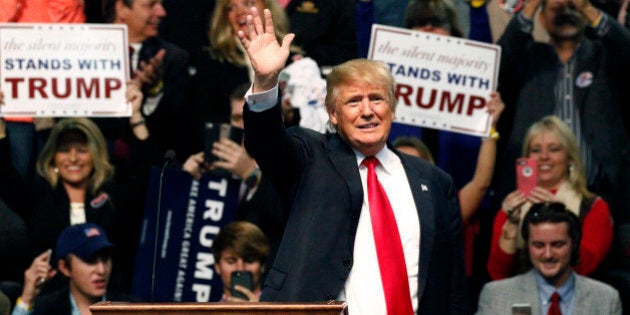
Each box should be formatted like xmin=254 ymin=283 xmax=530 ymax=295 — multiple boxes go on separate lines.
xmin=0 ymin=23 xmax=130 ymax=117
xmin=368 ymin=24 xmax=501 ymax=137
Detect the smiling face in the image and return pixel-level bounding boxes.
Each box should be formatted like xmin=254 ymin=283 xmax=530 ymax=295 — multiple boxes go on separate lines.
xmin=54 ymin=141 xmax=94 ymax=189
xmin=117 ymin=0 xmax=166 ymax=43
xmin=527 ymin=131 xmax=570 ymax=190
xmin=60 ymin=254 xmax=112 ymax=302
xmin=328 ymin=82 xmax=394 ymax=157
xmin=226 ymin=0 xmax=265 ymax=35
xmin=527 ymin=222 xmax=573 ymax=287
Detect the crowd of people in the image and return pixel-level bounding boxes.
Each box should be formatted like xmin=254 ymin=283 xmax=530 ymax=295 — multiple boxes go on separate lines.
xmin=1 ymin=0 xmax=629 ymax=314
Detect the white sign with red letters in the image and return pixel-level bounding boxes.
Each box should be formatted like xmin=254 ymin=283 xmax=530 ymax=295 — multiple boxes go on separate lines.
xmin=0 ymin=23 xmax=130 ymax=117
xmin=368 ymin=24 xmax=501 ymax=137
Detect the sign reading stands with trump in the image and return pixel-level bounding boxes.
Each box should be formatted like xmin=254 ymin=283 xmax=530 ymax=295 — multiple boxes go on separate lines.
xmin=0 ymin=23 xmax=130 ymax=117
xmin=368 ymin=24 xmax=501 ymax=137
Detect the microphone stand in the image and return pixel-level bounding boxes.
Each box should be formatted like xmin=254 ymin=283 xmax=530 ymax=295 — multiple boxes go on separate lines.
xmin=150 ymin=149 xmax=176 ymax=302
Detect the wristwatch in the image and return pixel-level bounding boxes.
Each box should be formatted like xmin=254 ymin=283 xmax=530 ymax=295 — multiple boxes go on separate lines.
xmin=245 ymin=168 xmax=261 ymax=188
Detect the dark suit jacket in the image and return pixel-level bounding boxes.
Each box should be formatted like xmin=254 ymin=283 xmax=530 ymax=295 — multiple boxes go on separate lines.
xmin=32 ymin=287 xmax=137 ymax=315
xmin=494 ymin=14 xmax=630 ymax=223
xmin=287 ymin=0 xmax=358 ymax=67
xmin=95 ymin=37 xmax=193 ymax=163
xmin=243 ymin=103 xmax=469 ymax=314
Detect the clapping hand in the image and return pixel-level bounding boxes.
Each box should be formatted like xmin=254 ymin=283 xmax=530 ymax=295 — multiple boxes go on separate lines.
xmin=132 ymin=49 xmax=165 ymax=94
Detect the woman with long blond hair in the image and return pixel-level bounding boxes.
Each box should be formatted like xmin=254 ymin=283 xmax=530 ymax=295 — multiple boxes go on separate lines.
xmin=487 ymin=116 xmax=613 ymax=280
xmin=190 ymin=0 xmax=292 ymax=151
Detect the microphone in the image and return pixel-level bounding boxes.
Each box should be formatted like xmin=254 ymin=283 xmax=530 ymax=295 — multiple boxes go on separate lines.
xmin=150 ymin=149 xmax=176 ymax=302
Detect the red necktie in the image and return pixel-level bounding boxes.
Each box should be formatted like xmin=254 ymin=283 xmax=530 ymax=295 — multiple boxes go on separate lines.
xmin=363 ymin=157 xmax=414 ymax=315
xmin=548 ymin=292 xmax=562 ymax=315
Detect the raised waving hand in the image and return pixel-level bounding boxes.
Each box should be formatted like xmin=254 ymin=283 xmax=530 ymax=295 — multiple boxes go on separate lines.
xmin=236 ymin=7 xmax=294 ymax=92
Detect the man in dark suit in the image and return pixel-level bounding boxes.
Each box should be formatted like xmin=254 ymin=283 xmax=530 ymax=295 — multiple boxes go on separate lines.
xmin=104 ymin=0 xmax=194 ymax=163
xmin=237 ymin=7 xmax=468 ymax=314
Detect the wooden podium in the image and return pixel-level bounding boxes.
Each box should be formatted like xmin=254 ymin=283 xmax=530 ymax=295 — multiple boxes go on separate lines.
xmin=90 ymin=301 xmax=348 ymax=315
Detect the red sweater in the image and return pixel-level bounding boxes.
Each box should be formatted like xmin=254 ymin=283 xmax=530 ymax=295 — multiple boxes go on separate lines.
xmin=487 ymin=197 xmax=613 ymax=280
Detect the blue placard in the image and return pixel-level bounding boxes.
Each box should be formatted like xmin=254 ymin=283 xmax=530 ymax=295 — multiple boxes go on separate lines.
xmin=132 ymin=168 xmax=241 ymax=302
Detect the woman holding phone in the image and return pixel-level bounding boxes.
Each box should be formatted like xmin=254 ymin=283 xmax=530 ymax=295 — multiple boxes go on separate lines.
xmin=487 ymin=116 xmax=613 ymax=280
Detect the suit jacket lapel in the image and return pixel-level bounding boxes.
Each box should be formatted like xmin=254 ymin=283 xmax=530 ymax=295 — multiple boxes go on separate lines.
xmin=396 ymin=151 xmax=435 ymax=300
xmin=573 ymin=39 xmax=598 ymax=114
xmin=573 ymin=275 xmax=590 ymax=315
xmin=522 ymin=270 xmax=542 ymax=314
xmin=536 ymin=45 xmax=560 ymax=114
xmin=328 ymin=135 xmax=364 ymax=249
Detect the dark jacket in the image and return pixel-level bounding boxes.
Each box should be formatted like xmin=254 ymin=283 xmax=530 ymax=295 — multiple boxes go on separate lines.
xmin=243 ymin=103 xmax=469 ymax=314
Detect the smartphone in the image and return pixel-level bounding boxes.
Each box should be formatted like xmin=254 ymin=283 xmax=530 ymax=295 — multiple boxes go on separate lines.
xmin=203 ymin=123 xmax=244 ymax=164
xmin=516 ymin=157 xmax=538 ymax=197
xmin=512 ymin=303 xmax=532 ymax=315
xmin=230 ymin=271 xmax=253 ymax=300
xmin=37 ymin=249 xmax=53 ymax=287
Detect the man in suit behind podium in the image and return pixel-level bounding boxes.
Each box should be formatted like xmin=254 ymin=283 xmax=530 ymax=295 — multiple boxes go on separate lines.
xmin=237 ymin=7 xmax=468 ymax=314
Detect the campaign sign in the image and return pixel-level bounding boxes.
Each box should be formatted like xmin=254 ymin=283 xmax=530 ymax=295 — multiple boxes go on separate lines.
xmin=368 ymin=24 xmax=501 ymax=137
xmin=132 ymin=168 xmax=241 ymax=302
xmin=0 ymin=23 xmax=130 ymax=117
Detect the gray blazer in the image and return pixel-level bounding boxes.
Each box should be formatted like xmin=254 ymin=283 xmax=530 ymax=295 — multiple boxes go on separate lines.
xmin=476 ymin=270 xmax=621 ymax=315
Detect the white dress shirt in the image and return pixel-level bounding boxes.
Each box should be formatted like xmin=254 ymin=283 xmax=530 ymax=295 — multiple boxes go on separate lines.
xmin=245 ymin=85 xmax=421 ymax=314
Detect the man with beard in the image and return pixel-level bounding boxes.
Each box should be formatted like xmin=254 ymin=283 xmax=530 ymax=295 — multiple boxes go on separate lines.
xmin=493 ymin=0 xmax=630 ymax=227
xmin=476 ymin=202 xmax=621 ymax=314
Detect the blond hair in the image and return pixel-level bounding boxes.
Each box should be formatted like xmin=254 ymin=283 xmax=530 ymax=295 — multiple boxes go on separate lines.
xmin=37 ymin=118 xmax=113 ymax=195
xmin=522 ymin=115 xmax=592 ymax=198
xmin=209 ymin=0 xmax=289 ymax=66
xmin=325 ymin=59 xmax=396 ymax=113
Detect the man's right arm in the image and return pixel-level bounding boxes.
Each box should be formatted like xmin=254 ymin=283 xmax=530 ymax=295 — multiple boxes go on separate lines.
xmin=236 ymin=7 xmax=294 ymax=93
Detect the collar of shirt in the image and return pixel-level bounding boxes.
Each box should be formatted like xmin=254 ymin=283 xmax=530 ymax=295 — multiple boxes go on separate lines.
xmin=353 ymin=146 xmax=398 ymax=173
xmin=535 ymin=269 xmax=575 ymax=314
xmin=69 ymin=291 xmax=106 ymax=315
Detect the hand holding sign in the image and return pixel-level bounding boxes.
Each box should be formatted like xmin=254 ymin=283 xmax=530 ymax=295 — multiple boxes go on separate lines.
xmin=487 ymin=92 xmax=505 ymax=129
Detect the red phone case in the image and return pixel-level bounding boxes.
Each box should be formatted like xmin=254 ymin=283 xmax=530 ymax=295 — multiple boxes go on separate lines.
xmin=516 ymin=158 xmax=538 ymax=196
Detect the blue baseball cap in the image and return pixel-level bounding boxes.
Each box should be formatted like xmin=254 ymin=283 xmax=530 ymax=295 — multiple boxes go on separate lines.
xmin=56 ymin=223 xmax=114 ymax=261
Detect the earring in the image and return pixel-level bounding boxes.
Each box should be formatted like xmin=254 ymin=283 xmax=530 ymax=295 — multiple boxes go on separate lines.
xmin=54 ymin=167 xmax=59 ymax=174
xmin=568 ymin=163 xmax=573 ymax=173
